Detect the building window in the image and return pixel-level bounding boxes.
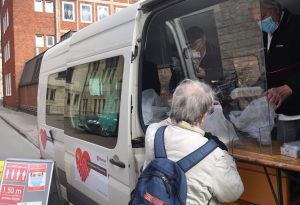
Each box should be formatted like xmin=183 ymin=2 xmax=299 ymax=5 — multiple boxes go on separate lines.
xmin=67 ymin=93 xmax=71 ymax=105
xmin=46 ymin=71 xmax=66 ymax=129
xmin=80 ymin=4 xmax=92 ymax=23
xmin=4 ymin=41 xmax=10 ymax=63
xmin=115 ymin=7 xmax=123 ymax=13
xmin=2 ymin=9 xmax=8 ymax=33
xmin=50 ymin=89 xmax=56 ymax=100
xmin=45 ymin=0 xmax=53 ymax=13
xmin=34 ymin=0 xmax=43 ymax=12
xmin=2 ymin=17 xmax=4 ymax=33
xmin=97 ymin=5 xmax=109 ymax=21
xmin=6 ymin=9 xmax=9 ymax=29
xmin=46 ymin=35 xmax=55 ymax=47
xmin=62 ymin=1 xmax=75 ymax=21
xmin=5 ymin=73 xmax=12 ymax=96
xmin=73 ymin=94 xmax=79 ymax=105
xmin=35 ymin=35 xmax=44 ymax=48
xmin=2 ymin=0 xmax=5 ymax=7
xmin=7 ymin=41 xmax=10 ymax=61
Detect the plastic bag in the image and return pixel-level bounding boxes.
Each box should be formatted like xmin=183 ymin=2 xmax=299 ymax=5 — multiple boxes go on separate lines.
xmin=142 ymin=89 xmax=170 ymax=125
xmin=229 ymin=97 xmax=275 ymax=145
xmin=202 ymin=104 xmax=238 ymax=145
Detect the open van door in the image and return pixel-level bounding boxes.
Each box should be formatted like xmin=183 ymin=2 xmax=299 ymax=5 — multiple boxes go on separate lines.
xmin=38 ymin=39 xmax=70 ymax=199
xmin=61 ymin=4 xmax=139 ymax=205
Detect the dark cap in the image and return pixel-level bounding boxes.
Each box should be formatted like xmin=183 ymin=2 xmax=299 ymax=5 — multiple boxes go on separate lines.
xmin=186 ymin=26 xmax=205 ymax=44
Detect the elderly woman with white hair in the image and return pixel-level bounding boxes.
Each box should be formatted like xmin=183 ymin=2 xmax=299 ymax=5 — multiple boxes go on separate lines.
xmin=143 ymin=79 xmax=244 ymax=205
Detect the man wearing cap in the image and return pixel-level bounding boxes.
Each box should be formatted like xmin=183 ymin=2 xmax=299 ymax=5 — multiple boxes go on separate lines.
xmin=186 ymin=27 xmax=223 ymax=82
xmin=250 ymin=0 xmax=300 ymax=142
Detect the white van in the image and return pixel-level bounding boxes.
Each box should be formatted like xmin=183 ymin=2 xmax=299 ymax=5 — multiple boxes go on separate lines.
xmin=37 ymin=0 xmax=299 ymax=204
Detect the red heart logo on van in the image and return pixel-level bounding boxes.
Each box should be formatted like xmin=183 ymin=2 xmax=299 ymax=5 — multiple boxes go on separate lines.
xmin=40 ymin=128 xmax=47 ymax=149
xmin=76 ymin=148 xmax=91 ymax=182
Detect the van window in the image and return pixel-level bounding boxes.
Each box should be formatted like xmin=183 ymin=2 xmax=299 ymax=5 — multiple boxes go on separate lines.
xmin=46 ymin=71 xmax=66 ymax=129
xmin=65 ymin=56 xmax=124 ymax=149
xmin=141 ymin=0 xmax=267 ymax=139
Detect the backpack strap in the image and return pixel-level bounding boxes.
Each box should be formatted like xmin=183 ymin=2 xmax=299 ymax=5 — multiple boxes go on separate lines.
xmin=177 ymin=139 xmax=218 ymax=172
xmin=154 ymin=126 xmax=168 ymax=158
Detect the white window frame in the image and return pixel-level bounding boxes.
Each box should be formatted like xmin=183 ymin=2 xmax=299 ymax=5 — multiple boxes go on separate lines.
xmin=80 ymin=3 xmax=92 ymax=23
xmin=115 ymin=7 xmax=123 ymax=13
xmin=3 ymin=43 xmax=6 ymax=62
xmin=97 ymin=5 xmax=109 ymax=21
xmin=6 ymin=9 xmax=9 ymax=29
xmin=7 ymin=41 xmax=10 ymax=61
xmin=5 ymin=73 xmax=12 ymax=96
xmin=62 ymin=1 xmax=75 ymax=22
xmin=46 ymin=35 xmax=55 ymax=47
xmin=2 ymin=0 xmax=5 ymax=7
xmin=2 ymin=16 xmax=5 ymax=33
xmin=35 ymin=35 xmax=44 ymax=48
xmin=45 ymin=0 xmax=54 ymax=13
xmin=34 ymin=0 xmax=43 ymax=12
xmin=4 ymin=41 xmax=10 ymax=63
xmin=2 ymin=9 xmax=8 ymax=33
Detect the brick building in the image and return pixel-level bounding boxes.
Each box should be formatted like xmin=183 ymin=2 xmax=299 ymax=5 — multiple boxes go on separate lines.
xmin=0 ymin=51 xmax=2 ymax=98
xmin=1 ymin=0 xmax=135 ymax=112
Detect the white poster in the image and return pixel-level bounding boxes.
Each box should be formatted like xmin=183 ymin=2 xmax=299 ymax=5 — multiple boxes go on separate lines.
xmin=74 ymin=144 xmax=109 ymax=199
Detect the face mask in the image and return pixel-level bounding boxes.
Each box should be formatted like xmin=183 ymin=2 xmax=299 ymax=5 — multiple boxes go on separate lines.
xmin=261 ymin=16 xmax=279 ymax=33
xmin=190 ymin=50 xmax=201 ymax=59
xmin=31 ymin=175 xmax=43 ymax=186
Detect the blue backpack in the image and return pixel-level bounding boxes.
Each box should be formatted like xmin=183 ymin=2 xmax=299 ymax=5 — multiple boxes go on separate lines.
xmin=129 ymin=126 xmax=218 ymax=205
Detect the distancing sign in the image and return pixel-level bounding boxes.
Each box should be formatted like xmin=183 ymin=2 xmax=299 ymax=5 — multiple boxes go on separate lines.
xmin=0 ymin=159 xmax=63 ymax=205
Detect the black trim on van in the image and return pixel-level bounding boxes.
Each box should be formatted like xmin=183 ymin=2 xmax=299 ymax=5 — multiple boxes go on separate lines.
xmin=140 ymin=0 xmax=183 ymax=13
xmin=67 ymin=183 xmax=99 ymax=205
xmin=57 ymin=168 xmax=67 ymax=187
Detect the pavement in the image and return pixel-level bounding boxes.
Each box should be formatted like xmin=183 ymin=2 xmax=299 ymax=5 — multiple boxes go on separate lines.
xmin=0 ymin=98 xmax=39 ymax=148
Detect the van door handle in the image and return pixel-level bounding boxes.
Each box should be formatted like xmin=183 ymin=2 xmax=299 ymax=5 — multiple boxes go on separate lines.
xmin=109 ymin=158 xmax=126 ymax=168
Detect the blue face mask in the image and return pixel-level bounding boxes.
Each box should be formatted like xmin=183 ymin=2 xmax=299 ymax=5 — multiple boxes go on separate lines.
xmin=31 ymin=175 xmax=43 ymax=186
xmin=261 ymin=16 xmax=279 ymax=33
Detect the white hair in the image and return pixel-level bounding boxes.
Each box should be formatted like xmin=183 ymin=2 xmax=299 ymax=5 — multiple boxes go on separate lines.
xmin=170 ymin=79 xmax=215 ymax=125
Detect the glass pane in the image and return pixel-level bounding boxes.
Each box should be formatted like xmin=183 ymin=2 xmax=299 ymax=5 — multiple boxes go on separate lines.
xmin=81 ymin=4 xmax=92 ymax=23
xmin=45 ymin=1 xmax=53 ymax=13
xmin=63 ymin=2 xmax=74 ymax=21
xmin=34 ymin=0 xmax=43 ymax=12
xmin=36 ymin=35 xmax=44 ymax=47
xmin=98 ymin=6 xmax=109 ymax=21
xmin=47 ymin=36 xmax=54 ymax=47
xmin=46 ymin=71 xmax=66 ymax=129
xmin=142 ymin=0 xmax=274 ymax=153
xmin=65 ymin=56 xmax=124 ymax=149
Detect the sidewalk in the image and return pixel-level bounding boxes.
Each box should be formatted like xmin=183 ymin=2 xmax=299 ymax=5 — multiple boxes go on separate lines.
xmin=0 ymin=100 xmax=39 ymax=148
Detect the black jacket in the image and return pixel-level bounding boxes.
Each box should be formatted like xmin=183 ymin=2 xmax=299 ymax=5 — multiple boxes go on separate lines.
xmin=264 ymin=9 xmax=300 ymax=115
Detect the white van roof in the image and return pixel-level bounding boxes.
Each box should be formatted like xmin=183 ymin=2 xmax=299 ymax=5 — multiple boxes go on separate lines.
xmin=41 ymin=2 xmax=141 ymax=73
xmin=40 ymin=38 xmax=70 ymax=74
xmin=68 ymin=3 xmax=140 ymax=64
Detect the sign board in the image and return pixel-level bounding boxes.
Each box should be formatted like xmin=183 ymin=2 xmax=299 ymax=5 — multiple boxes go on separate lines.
xmin=0 ymin=159 xmax=63 ymax=205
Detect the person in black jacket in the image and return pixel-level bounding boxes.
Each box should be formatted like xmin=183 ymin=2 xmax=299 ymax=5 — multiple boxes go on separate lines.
xmin=186 ymin=27 xmax=223 ymax=83
xmin=250 ymin=0 xmax=300 ymax=142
